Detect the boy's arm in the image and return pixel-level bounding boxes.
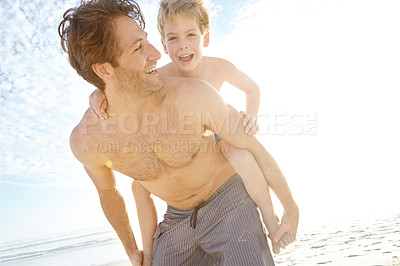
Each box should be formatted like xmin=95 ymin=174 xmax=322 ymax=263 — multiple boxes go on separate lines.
xmin=219 ymin=59 xmax=261 ymax=118
xmin=70 ymin=130 xmax=140 ymax=265
xmin=132 ymin=181 xmax=157 ymax=266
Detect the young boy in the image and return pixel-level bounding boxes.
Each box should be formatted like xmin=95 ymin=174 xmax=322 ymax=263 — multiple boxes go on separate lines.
xmin=89 ymin=0 xmax=294 ymax=261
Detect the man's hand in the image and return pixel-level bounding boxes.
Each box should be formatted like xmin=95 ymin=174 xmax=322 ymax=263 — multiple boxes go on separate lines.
xmin=130 ymin=250 xmax=143 ymax=266
xmin=273 ymin=208 xmax=299 ymax=249
xmin=240 ymin=111 xmax=259 ymax=136
xmin=89 ymin=88 xmax=109 ymax=120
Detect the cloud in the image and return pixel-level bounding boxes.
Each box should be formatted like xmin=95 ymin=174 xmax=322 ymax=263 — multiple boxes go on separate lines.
xmin=0 ymin=0 xmax=163 ymax=188
xmin=0 ymin=0 xmax=95 ymax=188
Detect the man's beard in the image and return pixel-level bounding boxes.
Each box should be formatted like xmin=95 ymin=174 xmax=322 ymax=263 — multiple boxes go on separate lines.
xmin=114 ymin=67 xmax=161 ymax=98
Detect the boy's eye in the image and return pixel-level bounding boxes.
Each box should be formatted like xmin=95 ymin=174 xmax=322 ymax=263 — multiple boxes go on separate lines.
xmin=168 ymin=37 xmax=177 ymax=41
xmin=188 ymin=33 xmax=196 ymax=37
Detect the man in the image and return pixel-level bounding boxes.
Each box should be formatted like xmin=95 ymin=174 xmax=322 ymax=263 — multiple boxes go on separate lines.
xmin=59 ymin=1 xmax=299 ymax=265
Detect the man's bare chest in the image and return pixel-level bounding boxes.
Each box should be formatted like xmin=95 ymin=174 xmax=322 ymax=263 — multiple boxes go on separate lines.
xmin=95 ymin=113 xmax=204 ymax=180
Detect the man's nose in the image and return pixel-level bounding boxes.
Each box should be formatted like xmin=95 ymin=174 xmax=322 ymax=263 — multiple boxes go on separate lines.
xmin=147 ymin=42 xmax=161 ymax=61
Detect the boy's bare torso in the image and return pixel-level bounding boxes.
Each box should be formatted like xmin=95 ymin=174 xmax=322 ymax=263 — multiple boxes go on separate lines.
xmin=159 ymin=57 xmax=226 ymax=91
xmin=75 ymin=78 xmax=235 ymax=209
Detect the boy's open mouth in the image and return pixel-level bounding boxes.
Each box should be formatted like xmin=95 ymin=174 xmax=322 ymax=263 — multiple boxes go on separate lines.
xmin=179 ymin=53 xmax=193 ymax=63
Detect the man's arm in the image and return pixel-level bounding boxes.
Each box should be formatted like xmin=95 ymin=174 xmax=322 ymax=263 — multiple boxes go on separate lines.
xmin=70 ymin=128 xmax=141 ymax=265
xmin=84 ymin=166 xmax=139 ymax=257
xmin=132 ymin=180 xmax=157 ymax=266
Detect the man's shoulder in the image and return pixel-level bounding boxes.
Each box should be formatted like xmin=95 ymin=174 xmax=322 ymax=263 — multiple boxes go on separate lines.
xmin=69 ymin=109 xmax=104 ymax=166
xmin=70 ymin=108 xmax=96 ymax=137
xmin=163 ymin=77 xmax=217 ymax=101
xmin=158 ymin=62 xmax=177 ymax=77
xmin=161 ymin=77 xmax=223 ymax=114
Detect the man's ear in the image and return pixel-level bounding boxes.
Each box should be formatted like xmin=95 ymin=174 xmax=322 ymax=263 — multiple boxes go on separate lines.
xmin=92 ymin=62 xmax=114 ymax=82
xmin=161 ymin=40 xmax=168 ymax=54
xmin=203 ymin=32 xmax=210 ymax=47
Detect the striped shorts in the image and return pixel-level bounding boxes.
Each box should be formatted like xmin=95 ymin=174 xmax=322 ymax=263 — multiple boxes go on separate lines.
xmin=214 ymin=133 xmax=224 ymax=143
xmin=151 ymin=173 xmax=275 ymax=265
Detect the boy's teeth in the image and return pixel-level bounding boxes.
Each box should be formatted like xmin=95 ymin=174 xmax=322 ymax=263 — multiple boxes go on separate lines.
xmin=181 ymin=54 xmax=191 ymax=58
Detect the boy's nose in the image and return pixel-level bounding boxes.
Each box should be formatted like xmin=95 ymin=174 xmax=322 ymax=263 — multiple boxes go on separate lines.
xmin=179 ymin=41 xmax=188 ymax=50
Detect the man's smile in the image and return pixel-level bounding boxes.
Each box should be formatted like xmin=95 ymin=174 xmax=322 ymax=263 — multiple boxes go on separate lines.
xmin=146 ymin=67 xmax=158 ymax=74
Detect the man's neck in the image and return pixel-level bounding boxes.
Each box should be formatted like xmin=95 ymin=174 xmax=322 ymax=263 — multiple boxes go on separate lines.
xmin=104 ymin=85 xmax=157 ymax=116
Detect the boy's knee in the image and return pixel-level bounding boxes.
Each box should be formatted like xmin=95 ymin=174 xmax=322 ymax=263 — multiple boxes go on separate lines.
xmin=131 ymin=180 xmax=138 ymax=192
xmin=223 ymin=145 xmax=254 ymax=164
xmin=131 ymin=180 xmax=149 ymax=196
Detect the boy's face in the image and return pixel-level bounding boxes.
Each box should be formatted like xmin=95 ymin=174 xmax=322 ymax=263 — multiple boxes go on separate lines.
xmin=162 ymin=14 xmax=209 ymax=73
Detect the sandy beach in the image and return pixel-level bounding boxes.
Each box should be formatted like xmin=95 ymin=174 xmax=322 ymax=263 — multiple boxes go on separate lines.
xmin=274 ymin=213 xmax=400 ymax=265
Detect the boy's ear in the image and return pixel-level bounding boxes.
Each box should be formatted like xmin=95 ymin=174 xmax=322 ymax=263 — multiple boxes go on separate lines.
xmin=161 ymin=40 xmax=168 ymax=54
xmin=92 ymin=62 xmax=114 ymax=82
xmin=203 ymin=32 xmax=210 ymax=47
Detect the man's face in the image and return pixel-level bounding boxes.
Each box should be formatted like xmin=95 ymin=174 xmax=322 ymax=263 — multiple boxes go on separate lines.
xmin=113 ymin=16 xmax=163 ymax=96
xmin=162 ymin=14 xmax=209 ymax=73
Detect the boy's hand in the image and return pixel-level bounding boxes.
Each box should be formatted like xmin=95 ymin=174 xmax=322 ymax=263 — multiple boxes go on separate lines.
xmin=264 ymin=215 xmax=282 ymax=254
xmin=89 ymin=89 xmax=109 ymax=120
xmin=240 ymin=111 xmax=259 ymax=136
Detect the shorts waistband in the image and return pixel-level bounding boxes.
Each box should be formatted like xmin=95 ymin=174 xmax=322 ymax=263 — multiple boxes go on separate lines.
xmin=166 ymin=172 xmax=241 ymax=215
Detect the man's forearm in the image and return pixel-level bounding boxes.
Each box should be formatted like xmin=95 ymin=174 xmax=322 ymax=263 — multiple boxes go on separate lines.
xmin=132 ymin=182 xmax=157 ymax=265
xmin=98 ymin=188 xmax=138 ymax=259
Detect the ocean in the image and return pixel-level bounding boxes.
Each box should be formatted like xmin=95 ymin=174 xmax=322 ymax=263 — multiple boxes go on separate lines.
xmin=1 ymin=213 xmax=399 ymax=266
xmin=0 ymin=228 xmax=127 ymax=266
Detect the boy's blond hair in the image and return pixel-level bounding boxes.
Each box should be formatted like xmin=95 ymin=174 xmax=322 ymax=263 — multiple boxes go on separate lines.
xmin=157 ymin=0 xmax=210 ymax=40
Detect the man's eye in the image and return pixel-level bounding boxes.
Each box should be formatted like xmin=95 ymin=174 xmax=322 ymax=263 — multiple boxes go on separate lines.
xmin=134 ymin=45 xmax=142 ymax=52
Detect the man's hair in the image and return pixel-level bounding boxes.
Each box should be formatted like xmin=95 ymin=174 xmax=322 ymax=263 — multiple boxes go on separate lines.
xmin=157 ymin=0 xmax=210 ymax=40
xmin=58 ymin=0 xmax=145 ymax=90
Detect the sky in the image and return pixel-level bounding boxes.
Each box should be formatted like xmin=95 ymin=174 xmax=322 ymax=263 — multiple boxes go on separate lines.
xmin=1 ymin=0 xmax=400 ymax=244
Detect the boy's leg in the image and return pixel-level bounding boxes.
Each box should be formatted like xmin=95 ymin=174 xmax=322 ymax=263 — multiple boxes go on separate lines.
xmin=195 ymin=173 xmax=275 ymax=265
xmin=218 ymin=142 xmax=281 ymax=254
